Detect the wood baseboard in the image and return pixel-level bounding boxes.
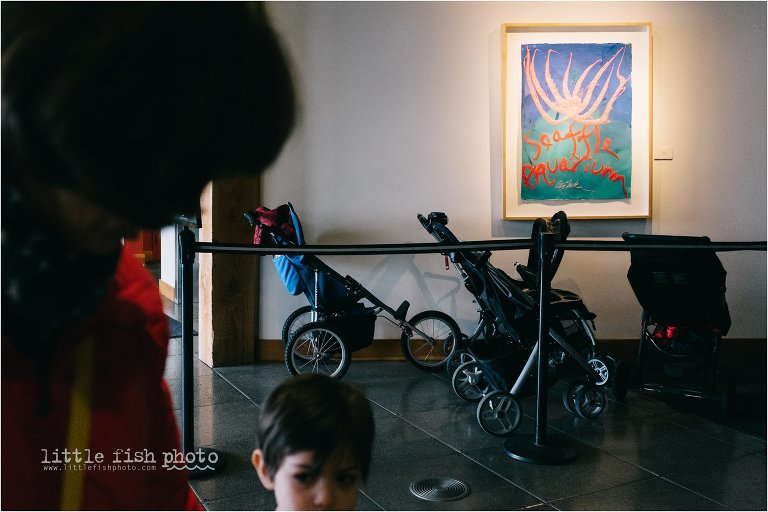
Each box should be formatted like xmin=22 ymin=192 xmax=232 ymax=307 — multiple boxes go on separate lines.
xmin=256 ymin=337 xmax=767 ymax=363
xmin=159 ymin=279 xmax=175 ymax=302
xmin=258 ymin=339 xmax=405 ymax=362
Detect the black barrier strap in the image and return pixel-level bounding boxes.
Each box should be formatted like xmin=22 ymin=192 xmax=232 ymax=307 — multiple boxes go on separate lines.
xmin=553 ymin=241 xmax=766 ymax=252
xmin=189 ymin=239 xmax=766 ymax=256
xmin=192 ymin=239 xmax=533 ymax=255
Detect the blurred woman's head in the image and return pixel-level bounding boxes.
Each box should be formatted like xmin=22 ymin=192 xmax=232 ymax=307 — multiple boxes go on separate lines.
xmin=2 ymin=2 xmax=296 ymax=238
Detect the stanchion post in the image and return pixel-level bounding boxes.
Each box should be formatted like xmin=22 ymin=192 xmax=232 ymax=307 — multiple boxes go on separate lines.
xmin=504 ymin=231 xmax=578 ymax=464
xmin=533 ymin=231 xmax=552 ymax=447
xmin=179 ymin=226 xmax=195 ymax=453
xmin=178 ymin=226 xmax=226 ymax=478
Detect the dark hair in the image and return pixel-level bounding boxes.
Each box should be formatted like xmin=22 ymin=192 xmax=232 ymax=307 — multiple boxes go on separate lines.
xmin=2 ymin=2 xmax=295 ymax=228
xmin=257 ymin=374 xmax=375 ymax=480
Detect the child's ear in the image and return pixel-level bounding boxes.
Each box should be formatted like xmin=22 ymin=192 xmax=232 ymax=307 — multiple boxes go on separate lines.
xmin=251 ymin=449 xmax=275 ymax=490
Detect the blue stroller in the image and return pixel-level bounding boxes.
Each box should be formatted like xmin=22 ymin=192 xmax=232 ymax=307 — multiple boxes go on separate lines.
xmin=245 ymin=203 xmax=461 ymax=379
xmin=418 ymin=211 xmax=611 ymax=435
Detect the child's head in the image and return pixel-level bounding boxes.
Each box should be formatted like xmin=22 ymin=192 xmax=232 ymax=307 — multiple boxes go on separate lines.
xmin=252 ymin=374 xmax=375 ymax=511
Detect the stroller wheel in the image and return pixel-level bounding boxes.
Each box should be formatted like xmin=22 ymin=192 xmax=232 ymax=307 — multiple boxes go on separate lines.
xmin=574 ymin=385 xmax=606 ymax=419
xmin=401 ymin=311 xmax=461 ymax=373
xmin=281 ymin=306 xmax=323 ymax=346
xmin=563 ymin=382 xmax=585 ymax=414
xmin=446 ymin=349 xmax=476 ymax=378
xmin=476 ymin=391 xmax=522 ymax=437
xmin=452 ymin=361 xmax=489 ymax=402
xmin=588 ymin=358 xmax=611 ymax=386
xmin=285 ymin=321 xmax=350 ymax=379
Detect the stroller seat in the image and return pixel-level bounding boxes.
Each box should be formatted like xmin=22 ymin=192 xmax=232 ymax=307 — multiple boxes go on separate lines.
xmin=515 ymin=210 xmax=570 ymax=289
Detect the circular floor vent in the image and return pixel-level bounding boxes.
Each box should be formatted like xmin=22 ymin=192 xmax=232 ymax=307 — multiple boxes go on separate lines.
xmin=409 ymin=477 xmax=470 ymax=502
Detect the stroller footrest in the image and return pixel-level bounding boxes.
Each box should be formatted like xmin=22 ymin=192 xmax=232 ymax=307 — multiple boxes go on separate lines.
xmin=394 ymin=301 xmax=410 ymax=321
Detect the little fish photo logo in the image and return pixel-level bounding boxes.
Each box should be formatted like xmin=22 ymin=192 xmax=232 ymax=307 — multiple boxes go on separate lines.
xmin=40 ymin=447 xmax=218 ymax=472
xmin=162 ymin=448 xmax=219 ymax=472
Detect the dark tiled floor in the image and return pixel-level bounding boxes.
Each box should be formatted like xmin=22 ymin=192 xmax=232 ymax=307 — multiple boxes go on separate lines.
xmin=162 ymin=327 xmax=766 ymax=511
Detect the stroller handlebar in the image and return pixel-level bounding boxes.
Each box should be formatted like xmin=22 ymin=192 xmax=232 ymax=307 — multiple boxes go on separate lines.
xmin=244 ymin=210 xmax=261 ymax=227
xmin=418 ymin=212 xmax=492 ymax=268
xmin=417 ymin=213 xmax=431 ymax=232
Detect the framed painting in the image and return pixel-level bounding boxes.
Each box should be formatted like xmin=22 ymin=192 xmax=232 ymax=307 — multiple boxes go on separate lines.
xmin=502 ymin=23 xmax=652 ymax=219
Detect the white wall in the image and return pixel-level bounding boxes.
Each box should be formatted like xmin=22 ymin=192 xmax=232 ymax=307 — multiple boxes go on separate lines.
xmin=259 ymin=1 xmax=767 ymax=341
xmin=160 ymin=225 xmax=176 ymax=290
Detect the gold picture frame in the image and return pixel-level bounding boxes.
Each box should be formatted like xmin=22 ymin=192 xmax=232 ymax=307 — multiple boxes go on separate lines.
xmin=502 ymin=23 xmax=653 ymax=220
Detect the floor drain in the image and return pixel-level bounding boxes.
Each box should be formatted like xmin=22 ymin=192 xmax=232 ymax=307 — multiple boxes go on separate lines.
xmin=409 ymin=477 xmax=470 ymax=502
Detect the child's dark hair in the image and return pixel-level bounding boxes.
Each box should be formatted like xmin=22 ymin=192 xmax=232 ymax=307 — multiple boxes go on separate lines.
xmin=257 ymin=374 xmax=375 ymax=480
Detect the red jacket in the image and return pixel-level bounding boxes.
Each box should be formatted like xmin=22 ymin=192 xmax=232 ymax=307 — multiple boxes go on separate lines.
xmin=2 ymin=248 xmax=200 ymax=510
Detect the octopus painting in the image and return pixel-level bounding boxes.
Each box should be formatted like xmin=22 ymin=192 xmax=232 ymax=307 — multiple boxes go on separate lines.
xmin=520 ymin=42 xmax=633 ymax=201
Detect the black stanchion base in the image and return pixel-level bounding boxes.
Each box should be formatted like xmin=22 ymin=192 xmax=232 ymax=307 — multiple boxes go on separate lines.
xmin=187 ymin=448 xmax=227 ymax=479
xmin=504 ymin=435 xmax=578 ymax=465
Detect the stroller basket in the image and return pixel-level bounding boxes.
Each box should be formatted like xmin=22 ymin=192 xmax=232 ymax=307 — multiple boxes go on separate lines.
xmin=322 ymin=311 xmax=377 ymax=352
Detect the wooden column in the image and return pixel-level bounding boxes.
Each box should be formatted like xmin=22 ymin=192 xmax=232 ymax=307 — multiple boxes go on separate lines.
xmin=198 ymin=176 xmax=259 ymax=367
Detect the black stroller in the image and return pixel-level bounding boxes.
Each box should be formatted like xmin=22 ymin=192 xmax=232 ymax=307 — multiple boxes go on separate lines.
xmin=620 ymin=233 xmax=734 ymax=414
xmin=245 ymin=203 xmax=461 ymax=379
xmin=418 ymin=211 xmax=612 ymax=435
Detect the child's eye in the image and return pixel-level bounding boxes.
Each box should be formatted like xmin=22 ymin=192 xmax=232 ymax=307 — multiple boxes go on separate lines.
xmin=294 ymin=472 xmax=316 ymax=485
xmin=337 ymin=473 xmax=360 ymax=487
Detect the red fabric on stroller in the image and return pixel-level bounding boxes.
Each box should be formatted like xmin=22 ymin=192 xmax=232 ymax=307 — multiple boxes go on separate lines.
xmin=251 ymin=205 xmax=297 ymax=246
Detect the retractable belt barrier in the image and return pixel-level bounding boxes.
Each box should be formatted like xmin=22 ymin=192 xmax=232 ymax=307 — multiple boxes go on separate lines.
xmin=177 ymin=227 xmax=766 ymax=473
xmin=188 ymin=239 xmax=765 ymax=256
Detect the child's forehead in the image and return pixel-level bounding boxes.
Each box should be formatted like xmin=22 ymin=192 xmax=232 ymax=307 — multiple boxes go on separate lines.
xmin=282 ymin=449 xmax=360 ymax=471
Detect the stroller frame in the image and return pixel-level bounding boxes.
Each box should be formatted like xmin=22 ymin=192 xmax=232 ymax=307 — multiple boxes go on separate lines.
xmin=418 ymin=211 xmax=610 ymax=434
xmin=246 ymin=203 xmax=461 ymax=379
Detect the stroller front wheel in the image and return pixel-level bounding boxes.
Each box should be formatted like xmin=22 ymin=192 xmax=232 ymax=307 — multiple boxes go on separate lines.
xmin=452 ymin=361 xmax=489 ymax=402
xmin=588 ymin=357 xmax=611 ymax=386
xmin=563 ymin=381 xmax=585 ymax=414
xmin=401 ymin=311 xmax=461 ymax=373
xmin=285 ymin=321 xmax=350 ymax=379
xmin=446 ymin=349 xmax=476 ymax=378
xmin=281 ymin=306 xmax=324 ymax=346
xmin=573 ymin=385 xmax=606 ymax=419
xmin=476 ymin=391 xmax=522 ymax=437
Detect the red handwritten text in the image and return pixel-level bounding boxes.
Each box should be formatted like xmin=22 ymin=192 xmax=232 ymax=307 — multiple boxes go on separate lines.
xmin=522 ymin=122 xmax=628 ymax=198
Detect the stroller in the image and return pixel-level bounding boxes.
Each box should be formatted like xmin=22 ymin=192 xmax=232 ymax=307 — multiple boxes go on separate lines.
xmin=418 ymin=211 xmax=613 ymax=435
xmin=245 ymin=203 xmax=461 ymax=379
xmin=620 ymin=233 xmax=734 ymax=414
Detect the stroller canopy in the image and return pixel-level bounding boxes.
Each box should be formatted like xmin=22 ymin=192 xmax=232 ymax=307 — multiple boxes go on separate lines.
xmin=250 ymin=203 xmax=305 ymax=247
xmin=623 ymin=233 xmax=731 ymax=334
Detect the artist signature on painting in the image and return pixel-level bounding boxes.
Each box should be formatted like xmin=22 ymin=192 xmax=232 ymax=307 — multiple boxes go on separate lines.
xmin=555 ymin=179 xmax=591 ymax=192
